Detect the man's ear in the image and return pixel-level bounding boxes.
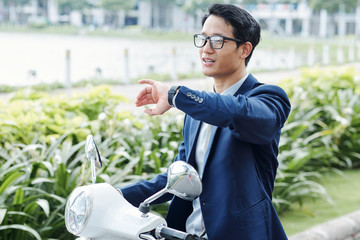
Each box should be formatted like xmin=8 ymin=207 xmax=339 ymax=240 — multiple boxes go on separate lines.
xmin=240 ymin=42 xmax=253 ymax=59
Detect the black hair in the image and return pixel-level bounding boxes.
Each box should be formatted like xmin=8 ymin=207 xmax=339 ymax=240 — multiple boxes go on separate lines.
xmin=202 ymin=3 xmax=261 ymax=66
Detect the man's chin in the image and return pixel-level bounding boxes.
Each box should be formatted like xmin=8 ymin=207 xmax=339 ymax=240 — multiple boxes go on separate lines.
xmin=202 ymin=70 xmax=214 ymax=77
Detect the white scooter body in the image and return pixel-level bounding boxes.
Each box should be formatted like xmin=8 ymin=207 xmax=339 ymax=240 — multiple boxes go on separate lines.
xmin=66 ymin=183 xmax=166 ymax=240
xmin=65 ymin=135 xmax=202 ymax=240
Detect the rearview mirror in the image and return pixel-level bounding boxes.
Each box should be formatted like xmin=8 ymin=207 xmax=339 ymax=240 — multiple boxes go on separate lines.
xmin=139 ymin=161 xmax=202 ymax=216
xmin=85 ymin=135 xmax=102 ymax=183
xmin=166 ymin=160 xmax=202 ymax=200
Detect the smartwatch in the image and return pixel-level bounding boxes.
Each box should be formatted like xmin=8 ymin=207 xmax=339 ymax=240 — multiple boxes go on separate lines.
xmin=168 ymin=85 xmax=181 ymax=107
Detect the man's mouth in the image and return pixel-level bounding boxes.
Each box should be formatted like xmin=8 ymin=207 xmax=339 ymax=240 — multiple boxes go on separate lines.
xmin=203 ymin=58 xmax=215 ymax=64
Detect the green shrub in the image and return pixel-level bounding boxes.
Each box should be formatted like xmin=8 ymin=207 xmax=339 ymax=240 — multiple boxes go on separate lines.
xmin=0 ymin=86 xmax=127 ymax=145
xmin=274 ymin=66 xmax=360 ymax=213
xmin=0 ymin=85 xmax=183 ymax=239
xmin=0 ymin=136 xmax=80 ymax=239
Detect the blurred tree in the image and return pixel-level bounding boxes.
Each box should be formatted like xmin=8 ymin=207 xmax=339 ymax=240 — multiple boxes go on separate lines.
xmin=2 ymin=0 xmax=31 ymax=24
xmin=100 ymin=0 xmax=136 ymax=27
xmin=182 ymin=0 xmax=239 ymax=16
xmin=3 ymin=0 xmax=31 ymax=5
xmin=241 ymin=0 xmax=300 ymax=4
xmin=100 ymin=0 xmax=135 ymax=11
xmin=55 ymin=0 xmax=89 ymax=15
xmin=241 ymin=0 xmax=267 ymax=4
xmin=241 ymin=0 xmax=359 ymax=13
xmin=144 ymin=0 xmax=180 ymax=29
xmin=308 ymin=0 xmax=358 ymax=13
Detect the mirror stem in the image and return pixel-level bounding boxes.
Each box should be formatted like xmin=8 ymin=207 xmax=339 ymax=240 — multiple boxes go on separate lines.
xmin=139 ymin=188 xmax=167 ymax=216
xmin=91 ymin=159 xmax=97 ymax=184
xmin=143 ymin=188 xmax=167 ymax=205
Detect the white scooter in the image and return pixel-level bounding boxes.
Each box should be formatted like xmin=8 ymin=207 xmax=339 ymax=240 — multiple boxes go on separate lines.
xmin=65 ymin=135 xmax=204 ymax=240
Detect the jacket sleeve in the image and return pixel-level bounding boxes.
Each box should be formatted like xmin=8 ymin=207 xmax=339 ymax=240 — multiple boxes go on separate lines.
xmin=120 ymin=172 xmax=168 ymax=207
xmin=174 ymin=85 xmax=291 ymax=145
xmin=121 ymin=139 xmax=187 ymax=207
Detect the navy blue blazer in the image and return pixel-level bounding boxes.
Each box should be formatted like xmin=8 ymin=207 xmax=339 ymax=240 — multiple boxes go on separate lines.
xmin=121 ymin=74 xmax=291 ymax=240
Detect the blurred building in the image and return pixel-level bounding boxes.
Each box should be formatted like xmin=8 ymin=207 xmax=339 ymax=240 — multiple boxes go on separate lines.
xmin=0 ymin=0 xmax=359 ymax=37
xmin=248 ymin=2 xmax=360 ymax=37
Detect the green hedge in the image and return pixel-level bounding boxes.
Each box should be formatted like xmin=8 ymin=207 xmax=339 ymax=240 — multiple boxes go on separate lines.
xmin=273 ymin=66 xmax=360 ymax=213
xmin=0 ymin=66 xmax=359 ymax=239
xmin=0 ymin=86 xmax=182 ymax=239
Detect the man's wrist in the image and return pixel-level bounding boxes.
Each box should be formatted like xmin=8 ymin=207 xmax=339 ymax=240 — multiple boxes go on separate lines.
xmin=168 ymin=86 xmax=181 ymax=107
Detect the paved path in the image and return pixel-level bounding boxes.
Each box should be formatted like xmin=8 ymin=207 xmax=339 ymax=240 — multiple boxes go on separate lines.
xmin=95 ymin=62 xmax=358 ymax=112
xmin=108 ymin=67 xmax=301 ymax=100
xmin=289 ymin=209 xmax=360 ymax=240
xmin=0 ymin=68 xmax=302 ymax=113
xmin=1 ymin=62 xmax=359 ymax=112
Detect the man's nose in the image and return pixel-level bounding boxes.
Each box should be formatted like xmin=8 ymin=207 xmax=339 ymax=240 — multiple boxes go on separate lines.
xmin=203 ymin=40 xmax=214 ymax=53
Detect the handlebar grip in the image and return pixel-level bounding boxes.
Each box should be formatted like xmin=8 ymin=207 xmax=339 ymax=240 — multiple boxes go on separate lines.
xmin=156 ymin=225 xmax=201 ymax=240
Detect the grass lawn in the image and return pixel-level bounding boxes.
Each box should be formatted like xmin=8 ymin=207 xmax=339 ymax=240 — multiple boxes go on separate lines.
xmin=280 ymin=169 xmax=360 ymax=237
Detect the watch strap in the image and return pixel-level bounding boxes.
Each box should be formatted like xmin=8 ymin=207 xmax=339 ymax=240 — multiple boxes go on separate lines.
xmin=168 ymin=85 xmax=181 ymax=107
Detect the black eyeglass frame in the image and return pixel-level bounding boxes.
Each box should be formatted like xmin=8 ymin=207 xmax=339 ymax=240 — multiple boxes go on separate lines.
xmin=193 ymin=33 xmax=243 ymax=49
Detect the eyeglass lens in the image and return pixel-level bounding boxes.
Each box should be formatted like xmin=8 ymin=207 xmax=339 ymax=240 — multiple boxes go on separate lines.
xmin=194 ymin=34 xmax=224 ymax=49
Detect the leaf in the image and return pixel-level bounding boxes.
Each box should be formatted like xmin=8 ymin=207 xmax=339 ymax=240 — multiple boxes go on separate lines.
xmin=41 ymin=200 xmax=67 ymax=230
xmin=0 ymin=171 xmax=25 ymax=195
xmin=6 ymin=211 xmax=35 ymax=221
xmin=0 ymin=224 xmax=41 ymax=240
xmin=24 ymin=201 xmax=39 ymax=215
xmin=55 ymin=163 xmax=70 ymax=196
xmin=13 ymin=188 xmax=24 ymax=205
xmin=151 ymin=151 xmax=161 ymax=174
xmin=0 ymin=209 xmax=7 ymax=224
xmin=47 ymin=124 xmax=65 ymax=135
xmin=36 ymin=199 xmax=50 ymax=217
xmin=0 ymin=158 xmax=26 ymax=180
xmin=61 ymin=140 xmax=85 ymax=166
xmin=39 ymin=161 xmax=55 ymax=177
xmin=303 ymin=130 xmax=333 ymax=145
xmin=22 ymin=187 xmax=66 ymax=203
xmin=31 ymin=177 xmax=55 ymax=185
xmin=44 ymin=133 xmax=68 ymax=160
xmin=135 ymin=147 xmax=145 ymax=175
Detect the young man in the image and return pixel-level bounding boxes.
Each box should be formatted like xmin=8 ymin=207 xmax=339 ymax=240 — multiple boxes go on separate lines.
xmin=121 ymin=3 xmax=290 ymax=240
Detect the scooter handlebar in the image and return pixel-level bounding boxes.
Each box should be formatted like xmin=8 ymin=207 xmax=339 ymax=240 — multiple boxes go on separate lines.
xmin=155 ymin=225 xmax=203 ymax=240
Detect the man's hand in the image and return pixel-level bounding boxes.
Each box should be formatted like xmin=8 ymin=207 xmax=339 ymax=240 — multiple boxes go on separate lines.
xmin=135 ymin=79 xmax=171 ymax=116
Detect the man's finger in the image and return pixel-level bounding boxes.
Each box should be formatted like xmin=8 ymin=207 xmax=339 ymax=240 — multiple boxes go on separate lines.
xmin=135 ymin=91 xmax=146 ymax=102
xmin=144 ymin=108 xmax=159 ymax=116
xmin=136 ymin=98 xmax=155 ymax=107
xmin=136 ymin=86 xmax=151 ymax=99
xmin=138 ymin=79 xmax=155 ymax=85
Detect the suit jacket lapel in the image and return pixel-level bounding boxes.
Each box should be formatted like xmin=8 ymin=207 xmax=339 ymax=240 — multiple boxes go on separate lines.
xmin=234 ymin=73 xmax=259 ymax=96
xmin=201 ymin=74 xmax=259 ymax=175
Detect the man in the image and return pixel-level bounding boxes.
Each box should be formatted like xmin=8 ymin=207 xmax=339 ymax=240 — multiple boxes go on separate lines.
xmin=121 ymin=3 xmax=290 ymax=240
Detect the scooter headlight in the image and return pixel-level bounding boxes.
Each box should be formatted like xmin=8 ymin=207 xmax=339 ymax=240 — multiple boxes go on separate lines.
xmin=65 ymin=187 xmax=93 ymax=235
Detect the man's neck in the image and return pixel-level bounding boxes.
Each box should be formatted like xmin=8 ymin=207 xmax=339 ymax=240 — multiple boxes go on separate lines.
xmin=213 ymin=70 xmax=248 ymax=94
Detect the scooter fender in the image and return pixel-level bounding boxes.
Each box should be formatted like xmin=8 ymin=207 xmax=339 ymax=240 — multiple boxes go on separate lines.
xmin=70 ymin=183 xmax=166 ymax=240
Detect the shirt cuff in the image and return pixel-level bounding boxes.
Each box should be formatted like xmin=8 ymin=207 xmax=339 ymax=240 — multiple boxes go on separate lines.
xmin=172 ymin=90 xmax=179 ymax=108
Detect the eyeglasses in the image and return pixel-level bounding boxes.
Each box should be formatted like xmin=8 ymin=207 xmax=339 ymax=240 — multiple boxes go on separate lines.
xmin=193 ymin=34 xmax=243 ymax=49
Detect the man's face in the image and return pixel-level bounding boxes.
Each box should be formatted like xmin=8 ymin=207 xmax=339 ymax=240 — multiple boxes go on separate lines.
xmin=199 ymin=14 xmax=244 ymax=81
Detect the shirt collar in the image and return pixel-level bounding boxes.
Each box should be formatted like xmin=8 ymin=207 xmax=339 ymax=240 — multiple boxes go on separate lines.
xmin=217 ymin=73 xmax=249 ymax=96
